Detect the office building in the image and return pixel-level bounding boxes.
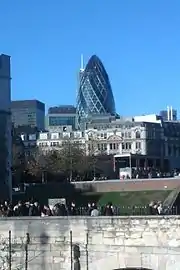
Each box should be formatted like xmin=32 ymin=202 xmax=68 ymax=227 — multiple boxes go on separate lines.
xmin=160 ymin=106 xmax=177 ymax=121
xmin=46 ymin=105 xmax=77 ymax=131
xmin=11 ymin=99 xmax=45 ymax=130
xmin=76 ymin=55 xmax=116 ymax=127
xmin=0 ymin=54 xmax=12 ymax=199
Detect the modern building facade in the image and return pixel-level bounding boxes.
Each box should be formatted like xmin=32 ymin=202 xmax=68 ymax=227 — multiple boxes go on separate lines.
xmin=0 ymin=54 xmax=12 ymax=199
xmin=46 ymin=105 xmax=77 ymax=131
xmin=76 ymin=55 xmax=116 ymax=127
xmin=11 ymin=100 xmax=45 ymax=130
xmin=160 ymin=106 xmax=177 ymax=121
xmin=36 ymin=114 xmax=180 ymax=172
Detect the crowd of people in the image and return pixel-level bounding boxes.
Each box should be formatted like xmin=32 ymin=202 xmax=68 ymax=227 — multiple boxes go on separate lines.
xmin=0 ymin=201 xmax=115 ymax=217
xmin=0 ymin=200 xmax=168 ymax=217
xmin=149 ymin=201 xmax=163 ymax=215
xmin=119 ymin=167 xmax=179 ymax=180
xmin=131 ymin=167 xmax=179 ymax=179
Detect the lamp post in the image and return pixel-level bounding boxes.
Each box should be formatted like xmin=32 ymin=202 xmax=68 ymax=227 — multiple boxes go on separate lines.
xmin=69 ymin=141 xmax=73 ymax=182
xmin=92 ymin=154 xmax=96 ymax=181
xmin=129 ymin=153 xmax=132 ymax=179
xmin=41 ymin=170 xmax=45 ymax=183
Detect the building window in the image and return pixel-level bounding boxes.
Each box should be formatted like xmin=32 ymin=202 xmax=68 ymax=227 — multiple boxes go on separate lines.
xmin=49 ymin=116 xmax=75 ymax=128
xmin=136 ymin=131 xmax=141 ymax=139
xmin=136 ymin=142 xmax=141 ymax=149
xmin=168 ymin=145 xmax=171 ymax=156
xmin=109 ymin=143 xmax=119 ymax=150
xmin=125 ymin=143 xmax=131 ymax=150
xmin=103 ymin=143 xmax=107 ymax=150
xmin=97 ymin=144 xmax=101 ymax=150
xmin=122 ymin=142 xmax=131 ymax=150
xmin=98 ymin=143 xmax=107 ymax=151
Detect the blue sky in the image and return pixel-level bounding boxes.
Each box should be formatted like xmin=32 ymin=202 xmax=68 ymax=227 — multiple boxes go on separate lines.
xmin=1 ymin=0 xmax=180 ymax=116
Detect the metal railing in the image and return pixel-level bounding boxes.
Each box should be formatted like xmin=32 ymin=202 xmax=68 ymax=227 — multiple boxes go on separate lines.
xmin=76 ymin=205 xmax=180 ymax=216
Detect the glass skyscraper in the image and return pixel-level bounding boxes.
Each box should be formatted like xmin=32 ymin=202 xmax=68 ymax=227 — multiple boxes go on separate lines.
xmin=76 ymin=55 xmax=116 ymax=125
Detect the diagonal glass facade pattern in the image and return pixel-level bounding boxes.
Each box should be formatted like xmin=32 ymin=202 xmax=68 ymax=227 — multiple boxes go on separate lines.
xmin=77 ymin=55 xmax=116 ymax=123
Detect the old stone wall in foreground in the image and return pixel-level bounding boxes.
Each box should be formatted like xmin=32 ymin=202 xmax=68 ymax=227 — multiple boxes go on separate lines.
xmin=0 ymin=216 xmax=179 ymax=270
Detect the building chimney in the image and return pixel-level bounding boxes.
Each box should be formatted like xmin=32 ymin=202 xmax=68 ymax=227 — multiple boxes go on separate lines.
xmin=170 ymin=106 xmax=173 ymax=121
xmin=167 ymin=106 xmax=170 ymax=121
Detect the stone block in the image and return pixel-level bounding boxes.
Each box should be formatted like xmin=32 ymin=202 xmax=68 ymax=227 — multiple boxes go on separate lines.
xmin=126 ymin=231 xmax=142 ymax=239
xmin=54 ymin=236 xmax=65 ymax=243
xmin=53 ymin=256 xmax=65 ymax=263
xmin=124 ymin=238 xmax=143 ymax=246
xmin=103 ymin=237 xmax=115 ymax=245
xmin=114 ymin=237 xmax=124 ymax=246
xmin=124 ymin=253 xmax=142 ymax=268
xmin=51 ymin=262 xmax=65 ymax=270
xmin=103 ymin=231 xmax=116 ymax=239
xmin=28 ymin=243 xmax=51 ymax=251
xmin=50 ymin=244 xmax=70 ymax=253
xmin=28 ymin=262 xmax=53 ymax=270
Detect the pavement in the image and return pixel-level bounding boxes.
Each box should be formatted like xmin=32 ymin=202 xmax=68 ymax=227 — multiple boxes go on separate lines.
xmin=72 ymin=178 xmax=180 ymax=192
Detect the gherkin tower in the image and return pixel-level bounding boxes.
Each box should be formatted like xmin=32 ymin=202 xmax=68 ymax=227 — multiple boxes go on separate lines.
xmin=76 ymin=55 xmax=116 ymax=124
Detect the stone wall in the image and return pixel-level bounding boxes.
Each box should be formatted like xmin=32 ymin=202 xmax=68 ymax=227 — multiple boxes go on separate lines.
xmin=72 ymin=178 xmax=180 ymax=192
xmin=0 ymin=54 xmax=12 ymax=200
xmin=0 ymin=216 xmax=180 ymax=270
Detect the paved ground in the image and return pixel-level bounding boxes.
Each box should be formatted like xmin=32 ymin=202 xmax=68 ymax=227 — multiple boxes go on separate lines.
xmin=72 ymin=178 xmax=180 ymax=192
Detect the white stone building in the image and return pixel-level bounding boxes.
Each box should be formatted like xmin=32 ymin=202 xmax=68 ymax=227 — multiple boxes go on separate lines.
xmin=37 ymin=114 xmax=180 ymax=172
xmin=0 ymin=54 xmax=12 ymax=199
xmin=37 ymin=121 xmax=150 ymax=157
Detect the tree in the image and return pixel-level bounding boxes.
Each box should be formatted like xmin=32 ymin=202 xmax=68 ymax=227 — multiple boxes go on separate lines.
xmin=25 ymin=139 xmax=100 ymax=182
xmin=44 ymin=150 xmax=64 ymax=175
xmin=26 ymin=148 xmax=49 ymax=182
xmin=59 ymin=140 xmax=87 ymax=181
xmin=12 ymin=135 xmax=26 ymax=185
xmin=26 ymin=148 xmax=67 ymax=182
xmin=86 ymin=137 xmax=107 ymax=180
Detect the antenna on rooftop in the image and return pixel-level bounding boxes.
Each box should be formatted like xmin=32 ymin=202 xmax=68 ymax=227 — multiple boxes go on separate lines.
xmin=80 ymin=54 xmax=84 ymax=71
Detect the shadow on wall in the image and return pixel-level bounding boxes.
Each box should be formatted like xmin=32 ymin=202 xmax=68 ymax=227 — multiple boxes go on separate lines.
xmin=40 ymin=231 xmax=50 ymax=270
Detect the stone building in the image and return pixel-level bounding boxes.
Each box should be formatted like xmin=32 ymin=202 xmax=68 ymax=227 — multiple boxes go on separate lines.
xmin=13 ymin=125 xmax=39 ymax=157
xmin=0 ymin=54 xmax=12 ymax=199
xmin=36 ymin=114 xmax=180 ymax=172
